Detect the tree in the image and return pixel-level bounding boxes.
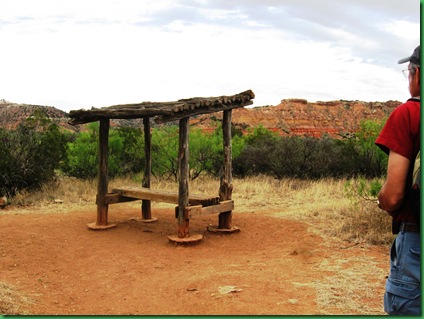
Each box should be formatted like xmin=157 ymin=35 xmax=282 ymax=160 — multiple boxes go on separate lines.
xmin=188 ymin=128 xmax=222 ymax=179
xmin=115 ymin=127 xmax=145 ymax=175
xmin=151 ymin=125 xmax=179 ymax=180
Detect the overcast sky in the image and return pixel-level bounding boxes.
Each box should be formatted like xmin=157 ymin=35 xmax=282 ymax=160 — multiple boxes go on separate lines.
xmin=0 ymin=0 xmax=420 ymax=112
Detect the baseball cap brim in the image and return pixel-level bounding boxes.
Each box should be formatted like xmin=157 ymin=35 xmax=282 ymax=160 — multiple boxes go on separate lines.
xmin=398 ymin=56 xmax=411 ymax=64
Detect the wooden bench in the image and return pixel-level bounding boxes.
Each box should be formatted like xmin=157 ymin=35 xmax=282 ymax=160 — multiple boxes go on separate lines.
xmin=104 ymin=187 xmax=234 ymax=219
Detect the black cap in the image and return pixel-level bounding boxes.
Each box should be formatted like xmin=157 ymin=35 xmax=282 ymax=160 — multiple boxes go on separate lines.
xmin=398 ymin=45 xmax=420 ymax=66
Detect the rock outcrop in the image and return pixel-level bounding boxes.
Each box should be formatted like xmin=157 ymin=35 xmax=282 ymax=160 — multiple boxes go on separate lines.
xmin=191 ymin=99 xmax=400 ymax=138
xmin=0 ymin=98 xmax=400 ymax=138
xmin=0 ymin=99 xmax=72 ymax=130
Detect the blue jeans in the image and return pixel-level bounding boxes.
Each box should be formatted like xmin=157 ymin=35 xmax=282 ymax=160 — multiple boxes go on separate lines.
xmin=384 ymin=229 xmax=421 ymax=315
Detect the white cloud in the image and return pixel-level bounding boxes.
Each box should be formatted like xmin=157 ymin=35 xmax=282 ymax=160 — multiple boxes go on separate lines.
xmin=0 ymin=0 xmax=420 ymax=111
xmin=382 ymin=20 xmax=420 ymax=40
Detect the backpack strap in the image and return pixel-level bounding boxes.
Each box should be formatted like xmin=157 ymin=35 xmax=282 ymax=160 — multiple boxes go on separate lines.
xmin=412 ymin=151 xmax=420 ymax=189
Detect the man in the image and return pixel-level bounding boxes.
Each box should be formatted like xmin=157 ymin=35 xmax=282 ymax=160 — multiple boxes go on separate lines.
xmin=376 ymin=45 xmax=420 ymax=315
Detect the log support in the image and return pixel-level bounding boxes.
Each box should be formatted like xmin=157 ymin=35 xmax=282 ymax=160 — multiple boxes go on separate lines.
xmin=88 ymin=119 xmax=116 ymax=230
xmin=141 ymin=117 xmax=157 ymax=223
xmin=177 ymin=117 xmax=191 ymax=238
xmin=217 ymin=110 xmax=237 ymax=231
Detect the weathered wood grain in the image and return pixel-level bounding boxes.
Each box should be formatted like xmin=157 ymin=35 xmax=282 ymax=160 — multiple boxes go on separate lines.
xmin=111 ymin=187 xmax=219 ymax=206
xmin=68 ymin=90 xmax=254 ymax=125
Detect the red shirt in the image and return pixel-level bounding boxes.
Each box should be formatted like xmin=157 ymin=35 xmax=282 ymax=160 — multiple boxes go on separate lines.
xmin=375 ymin=98 xmax=420 ymax=223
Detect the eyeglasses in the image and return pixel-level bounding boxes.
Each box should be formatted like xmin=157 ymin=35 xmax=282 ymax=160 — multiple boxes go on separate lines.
xmin=402 ymin=69 xmax=411 ymax=79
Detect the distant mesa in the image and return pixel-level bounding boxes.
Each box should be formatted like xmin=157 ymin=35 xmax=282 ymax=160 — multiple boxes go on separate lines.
xmin=191 ymin=98 xmax=399 ymax=138
xmin=0 ymin=98 xmax=399 ymax=138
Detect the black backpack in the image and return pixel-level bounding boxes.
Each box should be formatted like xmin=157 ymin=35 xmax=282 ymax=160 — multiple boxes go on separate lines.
xmin=411 ymin=150 xmax=420 ymax=220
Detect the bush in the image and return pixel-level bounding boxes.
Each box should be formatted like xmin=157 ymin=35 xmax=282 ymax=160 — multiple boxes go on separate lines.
xmin=115 ymin=126 xmax=145 ymax=174
xmin=233 ymin=119 xmax=388 ymax=179
xmin=0 ymin=110 xmax=67 ymax=196
xmin=233 ymin=125 xmax=278 ymax=176
xmin=352 ymin=120 xmax=387 ymax=177
xmin=151 ymin=124 xmax=226 ymax=180
xmin=189 ymin=128 xmax=222 ymax=179
xmin=61 ymin=123 xmax=99 ymax=179
xmin=151 ymin=125 xmax=179 ymax=179
xmin=60 ymin=118 xmax=389 ymax=181
xmin=62 ymin=123 xmax=145 ymax=179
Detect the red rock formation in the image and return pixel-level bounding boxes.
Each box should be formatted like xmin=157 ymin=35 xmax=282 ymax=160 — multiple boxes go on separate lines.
xmin=191 ymin=99 xmax=400 ymax=138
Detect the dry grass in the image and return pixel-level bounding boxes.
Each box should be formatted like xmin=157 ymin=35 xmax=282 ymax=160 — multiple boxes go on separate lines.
xmin=233 ymin=176 xmax=392 ymax=245
xmin=7 ymin=174 xmax=393 ymax=245
xmin=11 ymin=177 xmax=97 ymax=207
xmin=0 ymin=282 xmax=34 ymax=315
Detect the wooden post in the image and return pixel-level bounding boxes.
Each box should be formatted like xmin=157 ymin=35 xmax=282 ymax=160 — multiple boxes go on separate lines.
xmin=219 ymin=110 xmax=234 ymax=229
xmin=88 ymin=119 xmax=115 ymax=230
xmin=177 ymin=117 xmax=190 ymax=238
xmin=97 ymin=119 xmax=109 ymax=225
xmin=142 ymin=117 xmax=152 ymax=219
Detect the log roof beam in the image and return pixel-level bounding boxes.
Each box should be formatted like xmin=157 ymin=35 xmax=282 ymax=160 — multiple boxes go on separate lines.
xmin=68 ymin=89 xmax=255 ymax=125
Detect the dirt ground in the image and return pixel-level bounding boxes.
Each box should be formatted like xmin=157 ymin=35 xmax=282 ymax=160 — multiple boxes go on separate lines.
xmin=0 ymin=203 xmax=389 ymax=315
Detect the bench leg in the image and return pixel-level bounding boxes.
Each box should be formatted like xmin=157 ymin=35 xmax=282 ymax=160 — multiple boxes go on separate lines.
xmin=208 ymin=211 xmax=240 ymax=234
xmin=219 ymin=211 xmax=232 ymax=229
xmin=140 ymin=199 xmax=158 ymax=223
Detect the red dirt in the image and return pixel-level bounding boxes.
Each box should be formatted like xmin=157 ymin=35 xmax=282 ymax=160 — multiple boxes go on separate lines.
xmin=0 ymin=205 xmax=389 ymax=315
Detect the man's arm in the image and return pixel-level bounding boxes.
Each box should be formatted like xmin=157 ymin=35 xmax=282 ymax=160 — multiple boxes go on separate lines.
xmin=378 ymin=150 xmax=411 ymax=213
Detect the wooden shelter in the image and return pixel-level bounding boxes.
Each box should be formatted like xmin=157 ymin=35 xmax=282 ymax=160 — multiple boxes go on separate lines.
xmin=68 ymin=89 xmax=255 ymax=242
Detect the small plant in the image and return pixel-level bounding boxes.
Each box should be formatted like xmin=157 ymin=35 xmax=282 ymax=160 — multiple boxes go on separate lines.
xmin=343 ymin=177 xmax=392 ymax=244
xmin=344 ymin=177 xmax=383 ymax=207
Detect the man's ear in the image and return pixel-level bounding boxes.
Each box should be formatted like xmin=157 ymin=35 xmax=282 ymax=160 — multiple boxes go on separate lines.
xmin=415 ymin=67 xmax=420 ymax=85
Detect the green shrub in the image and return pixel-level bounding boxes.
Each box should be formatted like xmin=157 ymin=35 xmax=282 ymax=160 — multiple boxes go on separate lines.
xmin=0 ymin=110 xmax=67 ymax=196
xmin=61 ymin=123 xmax=98 ymax=179
xmin=233 ymin=119 xmax=388 ymax=179
xmin=59 ymin=118 xmax=389 ymax=181
xmin=62 ymin=123 xmax=145 ymax=179
xmin=353 ymin=119 xmax=388 ymax=176
xmin=151 ymin=125 xmax=179 ymax=179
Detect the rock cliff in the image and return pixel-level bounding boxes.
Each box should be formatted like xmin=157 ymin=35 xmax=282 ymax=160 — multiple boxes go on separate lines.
xmin=0 ymin=100 xmax=72 ymax=130
xmin=191 ymin=98 xmax=400 ymax=138
xmin=1 ymin=98 xmax=400 ymax=138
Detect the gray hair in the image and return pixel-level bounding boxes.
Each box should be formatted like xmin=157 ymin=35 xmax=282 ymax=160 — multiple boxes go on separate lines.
xmin=410 ymin=62 xmax=420 ymax=75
